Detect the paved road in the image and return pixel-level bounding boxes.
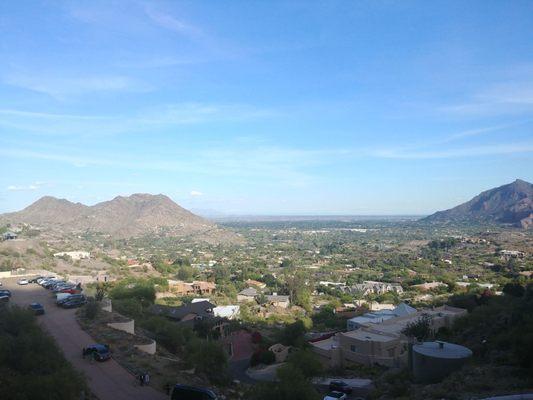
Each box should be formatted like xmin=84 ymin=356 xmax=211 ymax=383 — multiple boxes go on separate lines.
xmin=4 ymin=279 xmax=167 ymax=400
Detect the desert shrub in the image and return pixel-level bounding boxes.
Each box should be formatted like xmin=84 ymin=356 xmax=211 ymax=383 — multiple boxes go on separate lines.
xmin=112 ymin=298 xmax=143 ymax=318
xmin=140 ymin=316 xmax=194 ymax=353
xmin=109 ymin=279 xmax=156 ymax=303
xmin=185 ymin=339 xmax=229 ymax=384
xmin=84 ymin=299 xmax=100 ymax=320
xmin=249 ymin=363 xmax=320 ymax=400
xmin=286 ymin=349 xmax=323 ymax=378
xmin=277 ymin=319 xmax=308 ymax=347
xmin=502 ymin=282 xmax=525 ymax=297
xmin=250 ymin=349 xmax=276 ymax=366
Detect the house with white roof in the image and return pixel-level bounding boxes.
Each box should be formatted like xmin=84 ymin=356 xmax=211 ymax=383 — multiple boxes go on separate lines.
xmin=312 ymin=304 xmax=466 ymax=368
xmin=347 ymin=303 xmax=416 ymax=331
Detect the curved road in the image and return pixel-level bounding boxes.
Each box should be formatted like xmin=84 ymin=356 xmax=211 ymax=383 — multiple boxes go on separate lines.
xmin=5 ymin=279 xmax=167 ymax=400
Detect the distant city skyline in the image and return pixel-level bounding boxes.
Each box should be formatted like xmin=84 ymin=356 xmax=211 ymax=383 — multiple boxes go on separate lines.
xmin=1 ymin=1 xmax=532 ymax=214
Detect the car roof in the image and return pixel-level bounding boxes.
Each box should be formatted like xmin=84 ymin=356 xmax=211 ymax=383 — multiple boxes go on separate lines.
xmin=174 ymin=384 xmax=216 ymax=395
xmin=30 ymin=303 xmax=43 ymax=307
xmin=89 ymin=344 xmax=108 ymax=351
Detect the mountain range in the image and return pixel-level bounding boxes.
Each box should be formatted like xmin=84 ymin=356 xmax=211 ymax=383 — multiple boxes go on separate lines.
xmin=423 ymin=179 xmax=533 ymax=228
xmin=0 ymin=193 xmax=241 ymax=242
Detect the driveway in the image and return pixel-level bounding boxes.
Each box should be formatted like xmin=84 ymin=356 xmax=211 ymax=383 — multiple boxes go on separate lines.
xmin=4 ymin=279 xmax=167 ymax=400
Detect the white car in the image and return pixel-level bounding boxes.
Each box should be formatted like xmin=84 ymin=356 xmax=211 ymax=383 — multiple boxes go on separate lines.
xmin=17 ymin=279 xmax=29 ymax=285
xmin=324 ymin=392 xmax=347 ymax=400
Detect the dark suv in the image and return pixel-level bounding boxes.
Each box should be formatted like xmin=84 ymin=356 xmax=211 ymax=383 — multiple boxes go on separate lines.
xmin=83 ymin=344 xmax=111 ymax=361
xmin=57 ymin=294 xmax=85 ymax=306
xmin=171 ymin=384 xmax=218 ymax=400
xmin=329 ymin=380 xmax=352 ymax=394
xmin=60 ymin=296 xmax=87 ymax=308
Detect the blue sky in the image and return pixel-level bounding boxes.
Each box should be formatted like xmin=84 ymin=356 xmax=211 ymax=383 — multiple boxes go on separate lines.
xmin=1 ymin=0 xmax=532 ymax=215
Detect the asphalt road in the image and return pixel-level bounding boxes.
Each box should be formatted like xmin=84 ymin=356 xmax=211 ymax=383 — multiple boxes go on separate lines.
xmin=4 ymin=278 xmax=167 ymax=400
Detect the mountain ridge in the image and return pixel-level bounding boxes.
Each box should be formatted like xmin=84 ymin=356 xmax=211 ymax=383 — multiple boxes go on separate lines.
xmin=0 ymin=193 xmax=241 ymax=242
xmin=423 ymin=179 xmax=533 ymax=228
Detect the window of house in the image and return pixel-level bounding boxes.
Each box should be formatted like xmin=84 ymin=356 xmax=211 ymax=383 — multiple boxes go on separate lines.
xmin=387 ymin=348 xmax=395 ymax=357
xmin=350 ymin=345 xmax=357 ymax=352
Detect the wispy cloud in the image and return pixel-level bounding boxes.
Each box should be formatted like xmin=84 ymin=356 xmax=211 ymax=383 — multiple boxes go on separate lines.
xmin=4 ymin=74 xmax=151 ymax=98
xmin=0 ymin=103 xmax=275 ymax=135
xmin=190 ymin=190 xmax=203 ymax=196
xmin=372 ymin=143 xmax=533 ymax=159
xmin=0 ymin=141 xmax=347 ymax=188
xmin=440 ymin=82 xmax=533 ymax=117
xmin=6 ymin=182 xmax=44 ymax=191
xmin=144 ymin=7 xmax=203 ymax=40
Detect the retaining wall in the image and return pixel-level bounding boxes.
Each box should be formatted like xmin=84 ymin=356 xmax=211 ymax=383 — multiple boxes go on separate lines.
xmin=107 ymin=319 xmax=135 ymax=335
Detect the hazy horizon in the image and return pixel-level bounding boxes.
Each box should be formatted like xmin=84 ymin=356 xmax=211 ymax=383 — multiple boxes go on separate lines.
xmin=1 ymin=1 xmax=532 ymax=215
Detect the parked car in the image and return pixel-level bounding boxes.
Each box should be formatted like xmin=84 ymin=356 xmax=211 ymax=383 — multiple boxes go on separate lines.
xmin=17 ymin=279 xmax=29 ymax=285
xmin=59 ymin=287 xmax=82 ymax=295
xmin=60 ymin=297 xmax=87 ymax=308
xmin=0 ymin=289 xmax=11 ymax=298
xmin=43 ymin=280 xmax=63 ymax=289
xmin=29 ymin=302 xmax=45 ymax=315
xmin=57 ymin=294 xmax=85 ymax=306
xmin=53 ymin=284 xmax=76 ymax=293
xmin=0 ymin=281 xmax=3 ymax=286
xmin=324 ymin=392 xmax=347 ymax=400
xmin=329 ymin=380 xmax=353 ymax=394
xmin=37 ymin=277 xmax=54 ymax=285
xmin=83 ymin=344 xmax=111 ymax=361
xmin=171 ymin=384 xmax=218 ymax=400
xmin=29 ymin=276 xmax=43 ymax=283
xmin=0 ymin=295 xmax=9 ymax=303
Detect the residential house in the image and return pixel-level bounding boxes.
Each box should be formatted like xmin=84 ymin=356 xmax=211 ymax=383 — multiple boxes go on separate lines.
xmin=167 ymin=280 xmax=216 ymax=296
xmin=192 ymin=281 xmax=216 ymax=295
xmin=213 ymin=305 xmax=240 ymax=320
xmin=266 ymin=294 xmax=290 ymax=309
xmin=499 ymin=250 xmax=525 ymax=260
xmin=343 ymin=281 xmax=403 ymax=296
xmin=245 ymin=279 xmax=266 ymax=289
xmin=347 ymin=303 xmax=416 ymax=331
xmin=311 ymin=305 xmax=467 ymax=368
xmin=411 ymin=281 xmax=448 ymax=291
xmin=237 ymin=287 xmax=259 ymax=302
xmin=150 ymin=300 xmax=215 ymax=325
xmin=54 ymin=251 xmax=90 ymax=260
xmin=2 ymin=232 xmax=17 ymax=240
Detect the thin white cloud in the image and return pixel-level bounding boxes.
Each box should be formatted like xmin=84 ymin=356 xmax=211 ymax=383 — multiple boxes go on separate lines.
xmin=190 ymin=190 xmax=203 ymax=196
xmin=0 ymin=103 xmax=275 ymax=135
xmin=373 ymin=143 xmax=533 ymax=159
xmin=7 ymin=184 xmax=39 ymax=191
xmin=0 ymin=143 xmax=340 ymax=187
xmin=144 ymin=7 xmax=203 ymax=39
xmin=439 ymin=82 xmax=533 ymax=117
xmin=4 ymin=74 xmax=152 ymax=98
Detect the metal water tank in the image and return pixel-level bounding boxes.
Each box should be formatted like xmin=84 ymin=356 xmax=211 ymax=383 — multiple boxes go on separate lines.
xmin=412 ymin=341 xmax=472 ymax=383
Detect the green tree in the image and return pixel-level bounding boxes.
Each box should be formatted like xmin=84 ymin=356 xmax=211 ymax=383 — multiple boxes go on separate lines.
xmin=287 ymin=349 xmax=323 ymax=378
xmin=186 ymin=339 xmax=229 ymax=384
xmin=177 ymin=265 xmax=194 ymax=282
xmin=249 ymin=364 xmax=320 ymax=400
xmin=502 ymin=282 xmax=525 ymax=297
xmin=401 ymin=313 xmax=433 ymax=341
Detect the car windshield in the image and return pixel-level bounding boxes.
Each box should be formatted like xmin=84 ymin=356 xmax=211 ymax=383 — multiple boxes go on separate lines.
xmin=328 ymin=393 xmax=344 ymax=399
